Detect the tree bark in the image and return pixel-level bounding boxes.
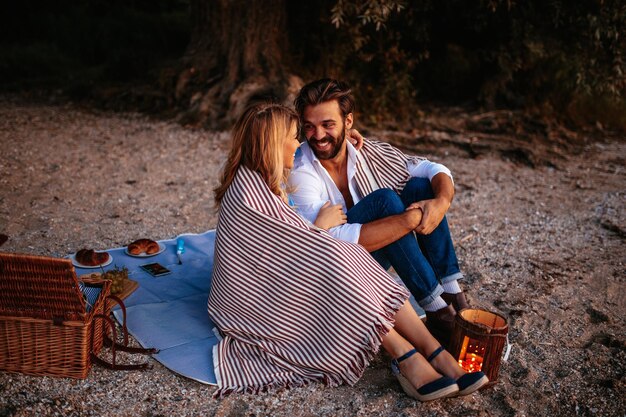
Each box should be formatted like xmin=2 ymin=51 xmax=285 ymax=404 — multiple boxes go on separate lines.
xmin=176 ymin=0 xmax=302 ymax=127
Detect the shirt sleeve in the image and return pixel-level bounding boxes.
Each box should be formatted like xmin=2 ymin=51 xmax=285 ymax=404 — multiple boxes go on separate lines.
xmin=407 ymin=158 xmax=454 ymax=184
xmin=288 ymin=168 xmax=363 ymax=244
xmin=327 ymin=223 xmax=362 ymax=244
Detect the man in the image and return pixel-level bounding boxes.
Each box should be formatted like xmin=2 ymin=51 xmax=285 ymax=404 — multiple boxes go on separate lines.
xmin=288 ymin=79 xmax=469 ymax=345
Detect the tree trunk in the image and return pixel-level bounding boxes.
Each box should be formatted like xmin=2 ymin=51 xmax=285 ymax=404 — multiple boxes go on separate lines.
xmin=175 ymin=0 xmax=302 ymax=128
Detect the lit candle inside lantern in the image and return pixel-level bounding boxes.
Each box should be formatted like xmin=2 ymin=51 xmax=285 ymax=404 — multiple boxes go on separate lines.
xmin=459 ymin=353 xmax=483 ymax=372
xmin=457 ymin=337 xmax=485 ymax=372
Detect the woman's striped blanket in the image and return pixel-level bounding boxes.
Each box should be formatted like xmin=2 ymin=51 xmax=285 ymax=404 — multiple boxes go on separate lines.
xmin=208 ymin=166 xmax=409 ymax=396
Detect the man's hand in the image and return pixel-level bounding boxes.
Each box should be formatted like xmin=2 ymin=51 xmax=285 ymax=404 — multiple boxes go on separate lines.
xmin=407 ymin=197 xmax=450 ymax=234
xmin=403 ymin=206 xmax=424 ymax=230
xmin=404 ymin=172 xmax=454 ymax=235
xmin=347 ymin=128 xmax=364 ymax=150
xmin=314 ymin=201 xmax=347 ymax=230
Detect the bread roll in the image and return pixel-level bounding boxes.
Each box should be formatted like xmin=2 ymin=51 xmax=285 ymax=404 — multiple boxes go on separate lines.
xmin=128 ymin=239 xmax=160 ymax=255
xmin=75 ymin=249 xmax=110 ymax=266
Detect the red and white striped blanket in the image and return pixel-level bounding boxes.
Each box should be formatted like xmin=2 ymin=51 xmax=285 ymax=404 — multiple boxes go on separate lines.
xmin=354 ymin=139 xmax=426 ymax=197
xmin=208 ymin=166 xmax=409 ymax=396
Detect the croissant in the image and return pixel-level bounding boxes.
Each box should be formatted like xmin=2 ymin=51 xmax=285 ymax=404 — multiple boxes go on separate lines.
xmin=128 ymin=239 xmax=160 ymax=255
xmin=75 ymin=249 xmax=110 ymax=266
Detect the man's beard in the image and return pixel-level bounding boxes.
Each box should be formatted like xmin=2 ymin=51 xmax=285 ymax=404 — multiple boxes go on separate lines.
xmin=308 ymin=126 xmax=345 ymax=160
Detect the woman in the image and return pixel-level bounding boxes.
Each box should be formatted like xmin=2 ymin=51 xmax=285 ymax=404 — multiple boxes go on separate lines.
xmin=208 ymin=103 xmax=488 ymax=399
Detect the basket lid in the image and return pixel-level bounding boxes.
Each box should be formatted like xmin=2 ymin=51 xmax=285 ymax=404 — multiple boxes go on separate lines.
xmin=0 ymin=252 xmax=87 ymax=321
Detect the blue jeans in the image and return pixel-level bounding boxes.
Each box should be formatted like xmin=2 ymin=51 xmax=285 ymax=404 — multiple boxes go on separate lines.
xmin=346 ymin=178 xmax=462 ymax=307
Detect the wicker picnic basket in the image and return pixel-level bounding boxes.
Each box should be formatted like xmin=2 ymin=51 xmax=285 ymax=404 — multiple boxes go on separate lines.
xmin=0 ymin=252 xmax=113 ymax=378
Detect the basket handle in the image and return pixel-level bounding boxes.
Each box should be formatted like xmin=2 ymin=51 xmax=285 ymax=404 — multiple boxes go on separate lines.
xmin=103 ymin=295 xmax=158 ymax=355
xmin=106 ymin=294 xmax=129 ymax=345
xmin=91 ymin=314 xmax=153 ymax=371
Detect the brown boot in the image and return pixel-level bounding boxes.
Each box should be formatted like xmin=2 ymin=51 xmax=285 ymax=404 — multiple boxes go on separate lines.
xmin=425 ymin=304 xmax=457 ymax=349
xmin=441 ymin=292 xmax=470 ymax=312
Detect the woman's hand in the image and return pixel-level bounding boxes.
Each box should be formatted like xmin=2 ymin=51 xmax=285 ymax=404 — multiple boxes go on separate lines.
xmin=347 ymin=129 xmax=365 ymax=150
xmin=314 ymin=201 xmax=347 ymax=230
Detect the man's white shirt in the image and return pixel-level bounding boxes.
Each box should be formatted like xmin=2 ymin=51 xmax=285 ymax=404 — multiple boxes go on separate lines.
xmin=288 ymin=141 xmax=453 ymax=244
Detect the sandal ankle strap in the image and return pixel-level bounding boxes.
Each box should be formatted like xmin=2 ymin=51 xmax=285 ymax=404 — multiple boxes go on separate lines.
xmin=426 ymin=346 xmax=445 ymax=363
xmin=394 ymin=348 xmax=418 ymax=365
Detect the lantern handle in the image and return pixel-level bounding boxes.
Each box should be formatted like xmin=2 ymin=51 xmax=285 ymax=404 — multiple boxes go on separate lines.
xmin=503 ymin=334 xmax=513 ymax=362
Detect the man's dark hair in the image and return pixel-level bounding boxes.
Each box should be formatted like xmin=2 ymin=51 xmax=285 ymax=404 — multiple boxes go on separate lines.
xmin=294 ymin=79 xmax=355 ymax=120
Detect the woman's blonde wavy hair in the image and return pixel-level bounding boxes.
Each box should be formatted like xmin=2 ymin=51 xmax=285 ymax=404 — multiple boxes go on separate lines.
xmin=214 ymin=103 xmax=299 ymax=207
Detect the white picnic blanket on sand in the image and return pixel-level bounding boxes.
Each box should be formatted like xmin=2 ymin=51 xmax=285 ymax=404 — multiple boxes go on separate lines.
xmin=73 ymin=230 xmax=219 ymax=384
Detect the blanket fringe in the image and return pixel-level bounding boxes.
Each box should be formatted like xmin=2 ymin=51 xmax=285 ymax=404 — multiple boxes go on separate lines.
xmin=213 ymin=286 xmax=408 ymax=398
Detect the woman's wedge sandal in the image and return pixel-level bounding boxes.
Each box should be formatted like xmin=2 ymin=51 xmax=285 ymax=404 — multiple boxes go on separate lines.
xmin=427 ymin=346 xmax=489 ymax=396
xmin=391 ymin=348 xmax=459 ymax=401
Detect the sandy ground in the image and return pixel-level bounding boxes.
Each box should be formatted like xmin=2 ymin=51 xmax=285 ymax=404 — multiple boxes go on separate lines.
xmin=0 ymin=96 xmax=624 ymax=417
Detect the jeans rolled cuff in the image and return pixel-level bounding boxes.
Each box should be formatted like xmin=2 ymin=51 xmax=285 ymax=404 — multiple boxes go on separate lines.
xmin=440 ymin=271 xmax=464 ymax=284
xmin=417 ymin=284 xmax=444 ymax=307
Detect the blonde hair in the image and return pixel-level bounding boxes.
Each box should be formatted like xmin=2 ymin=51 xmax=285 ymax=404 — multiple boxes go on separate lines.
xmin=214 ymin=103 xmax=299 ymax=207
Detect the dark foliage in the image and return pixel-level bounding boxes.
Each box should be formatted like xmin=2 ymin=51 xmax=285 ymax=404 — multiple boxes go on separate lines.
xmin=0 ymin=0 xmax=189 ymax=94
xmin=1 ymin=0 xmax=623 ymax=129
xmin=317 ymin=0 xmax=626 ymax=128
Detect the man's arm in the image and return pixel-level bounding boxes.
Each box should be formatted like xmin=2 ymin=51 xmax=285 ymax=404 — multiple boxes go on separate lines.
xmin=359 ymin=172 xmax=453 ymax=250
xmin=358 ymin=208 xmax=423 ymax=252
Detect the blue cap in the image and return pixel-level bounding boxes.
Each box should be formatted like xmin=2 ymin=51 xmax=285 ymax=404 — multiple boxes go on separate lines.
xmin=176 ymin=239 xmax=185 ymax=254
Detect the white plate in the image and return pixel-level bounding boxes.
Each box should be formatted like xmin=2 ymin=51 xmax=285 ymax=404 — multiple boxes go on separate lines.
xmin=124 ymin=242 xmax=166 ymax=257
xmin=70 ymin=252 xmax=113 ymax=269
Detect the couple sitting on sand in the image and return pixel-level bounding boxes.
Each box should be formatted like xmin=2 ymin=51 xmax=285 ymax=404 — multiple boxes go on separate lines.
xmin=208 ymin=79 xmax=488 ymax=400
